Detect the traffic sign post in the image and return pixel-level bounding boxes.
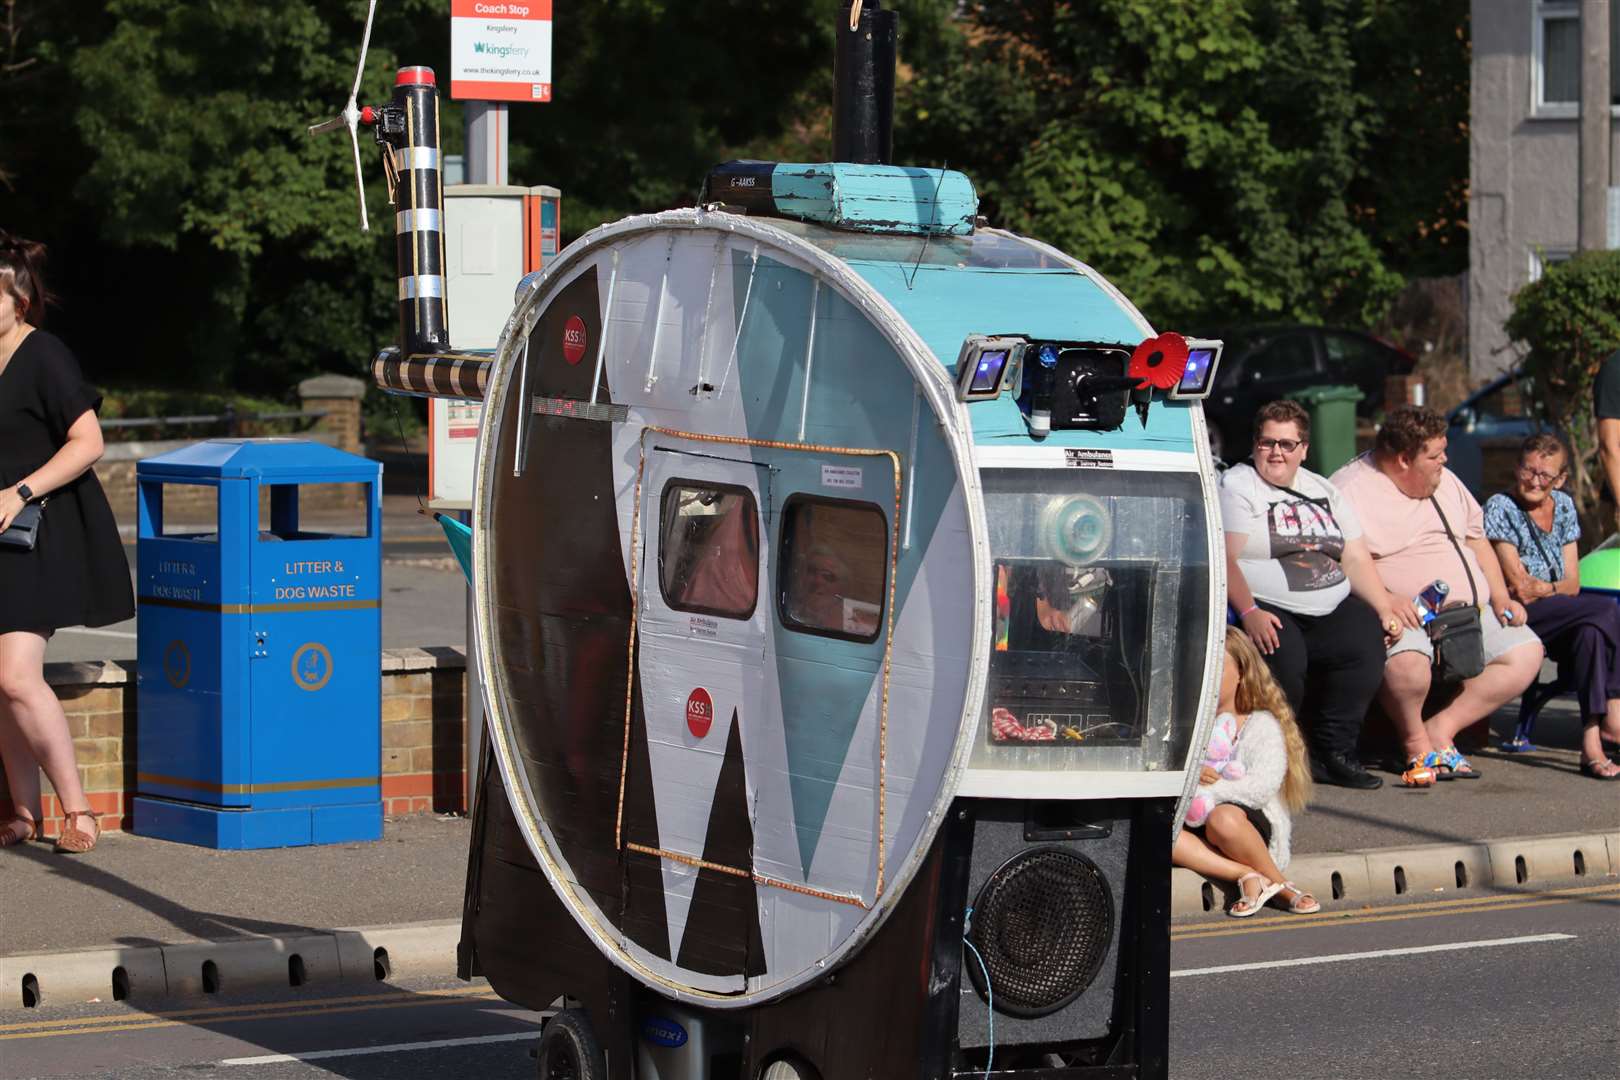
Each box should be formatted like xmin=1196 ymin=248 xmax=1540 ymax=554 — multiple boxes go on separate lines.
xmin=448 ymin=2 xmax=554 ymax=817
xmin=450 ymin=0 xmax=553 ymax=103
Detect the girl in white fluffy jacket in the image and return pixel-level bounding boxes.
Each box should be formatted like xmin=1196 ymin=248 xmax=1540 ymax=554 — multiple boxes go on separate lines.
xmin=1173 ymin=626 xmax=1317 ymax=917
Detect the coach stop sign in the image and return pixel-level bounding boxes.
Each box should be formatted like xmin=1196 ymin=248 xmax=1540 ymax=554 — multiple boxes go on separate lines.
xmin=450 ymin=0 xmax=554 ymax=102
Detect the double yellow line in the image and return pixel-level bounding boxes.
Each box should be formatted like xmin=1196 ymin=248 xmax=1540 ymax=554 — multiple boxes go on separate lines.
xmin=1174 ymin=881 xmax=1620 ymax=941
xmin=0 ymin=985 xmax=510 ymax=1042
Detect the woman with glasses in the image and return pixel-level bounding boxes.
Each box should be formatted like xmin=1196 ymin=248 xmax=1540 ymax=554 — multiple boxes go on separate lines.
xmin=1220 ymin=401 xmax=1401 ymax=788
xmin=1484 ymin=434 xmax=1620 ymax=779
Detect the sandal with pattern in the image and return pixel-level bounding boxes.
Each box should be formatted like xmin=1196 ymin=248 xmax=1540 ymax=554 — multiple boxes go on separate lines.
xmin=0 ymin=815 xmax=37 ymax=848
xmin=1401 ymin=759 xmax=1436 ymax=787
xmin=53 ymin=810 xmax=99 ymax=855
xmin=1275 ymin=881 xmax=1320 ymax=914
xmin=1425 ymin=746 xmax=1481 ymax=780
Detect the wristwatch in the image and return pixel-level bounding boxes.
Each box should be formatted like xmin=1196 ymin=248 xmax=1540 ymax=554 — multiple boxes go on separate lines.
xmin=15 ymin=483 xmax=33 ymax=503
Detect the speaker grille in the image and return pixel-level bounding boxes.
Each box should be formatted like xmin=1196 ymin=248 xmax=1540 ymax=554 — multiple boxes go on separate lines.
xmin=965 ymin=847 xmax=1113 ymax=1017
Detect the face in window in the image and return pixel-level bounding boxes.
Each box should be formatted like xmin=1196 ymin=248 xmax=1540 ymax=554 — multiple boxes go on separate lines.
xmin=792 ymin=546 xmax=852 ymax=629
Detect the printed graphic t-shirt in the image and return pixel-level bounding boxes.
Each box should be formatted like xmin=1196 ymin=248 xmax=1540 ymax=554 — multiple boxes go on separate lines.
xmin=1220 ymin=462 xmax=1362 ymax=616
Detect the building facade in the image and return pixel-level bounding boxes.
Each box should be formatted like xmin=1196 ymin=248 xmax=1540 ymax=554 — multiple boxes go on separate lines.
xmin=1470 ymin=0 xmax=1617 ymax=378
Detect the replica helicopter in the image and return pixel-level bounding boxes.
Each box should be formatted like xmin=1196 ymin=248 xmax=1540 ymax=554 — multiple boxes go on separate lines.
xmin=314 ymin=3 xmax=1227 ymax=1077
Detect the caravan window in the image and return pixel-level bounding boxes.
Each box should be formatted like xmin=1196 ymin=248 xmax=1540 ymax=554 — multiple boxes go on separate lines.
xmin=658 ymin=481 xmax=760 ymax=619
xmin=778 ymin=496 xmax=888 ymax=643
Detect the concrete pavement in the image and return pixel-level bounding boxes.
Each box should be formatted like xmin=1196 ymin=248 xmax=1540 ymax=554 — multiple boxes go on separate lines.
xmin=3 ymin=705 xmax=1616 ymax=1014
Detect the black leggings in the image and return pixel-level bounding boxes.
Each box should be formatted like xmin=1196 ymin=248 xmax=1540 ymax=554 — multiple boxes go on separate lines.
xmin=1256 ymin=595 xmax=1386 ymax=758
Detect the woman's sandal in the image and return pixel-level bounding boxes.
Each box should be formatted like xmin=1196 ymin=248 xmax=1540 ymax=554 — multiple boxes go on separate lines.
xmin=1401 ymin=759 xmax=1437 ymax=787
xmin=53 ymin=810 xmax=99 ymax=855
xmin=1578 ymin=757 xmax=1620 ymax=781
xmin=1425 ymin=746 xmax=1482 ymax=780
xmin=1229 ymin=871 xmax=1283 ymax=919
xmin=0 ymin=816 xmax=37 ymax=848
xmin=1274 ymin=881 xmax=1321 ymax=914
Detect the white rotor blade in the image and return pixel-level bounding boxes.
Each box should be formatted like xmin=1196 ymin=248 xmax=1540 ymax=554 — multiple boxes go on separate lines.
xmin=347 ymin=119 xmax=369 ymax=232
xmin=351 ymin=0 xmax=378 ymax=101
xmin=308 ymin=115 xmax=347 ymax=136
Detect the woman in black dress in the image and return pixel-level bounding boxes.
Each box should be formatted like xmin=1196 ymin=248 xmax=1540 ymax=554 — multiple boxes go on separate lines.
xmin=0 ymin=232 xmax=133 ymax=853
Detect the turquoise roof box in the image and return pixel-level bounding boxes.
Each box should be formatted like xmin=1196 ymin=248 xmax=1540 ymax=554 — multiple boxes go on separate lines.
xmin=704 ymin=160 xmax=979 ymax=236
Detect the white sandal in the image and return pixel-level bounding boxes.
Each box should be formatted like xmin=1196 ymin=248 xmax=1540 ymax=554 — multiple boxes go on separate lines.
xmin=1229 ymin=871 xmax=1283 ymax=918
xmin=1276 ymin=881 xmax=1320 ymax=914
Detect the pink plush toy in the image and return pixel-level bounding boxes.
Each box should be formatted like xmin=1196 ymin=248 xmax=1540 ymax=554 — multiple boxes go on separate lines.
xmin=1185 ymin=711 xmax=1246 ymax=827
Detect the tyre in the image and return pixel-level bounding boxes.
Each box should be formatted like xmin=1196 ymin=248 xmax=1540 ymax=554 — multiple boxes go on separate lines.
xmin=760 ymin=1056 xmax=822 ymax=1080
xmin=537 ymin=1009 xmax=605 ymax=1080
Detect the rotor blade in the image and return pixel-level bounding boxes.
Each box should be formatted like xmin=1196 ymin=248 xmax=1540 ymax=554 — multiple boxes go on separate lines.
xmin=350 ymin=0 xmax=378 ymax=102
xmin=348 ymin=120 xmax=369 ymax=232
xmin=308 ymin=115 xmax=346 ymax=136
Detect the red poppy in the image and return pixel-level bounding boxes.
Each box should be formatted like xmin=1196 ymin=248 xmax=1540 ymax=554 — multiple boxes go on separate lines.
xmin=1129 ymin=333 xmax=1189 ymax=391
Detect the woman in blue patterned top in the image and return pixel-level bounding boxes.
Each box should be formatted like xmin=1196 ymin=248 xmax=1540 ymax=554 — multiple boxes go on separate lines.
xmin=1484 ymin=434 xmax=1620 ymax=779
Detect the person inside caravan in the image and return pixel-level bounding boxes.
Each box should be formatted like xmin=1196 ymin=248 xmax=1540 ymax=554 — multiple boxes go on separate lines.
xmin=664 ymin=489 xmax=759 ymax=616
xmin=788 ymin=545 xmax=882 ymax=636
xmin=1172 ymin=627 xmax=1317 ymax=917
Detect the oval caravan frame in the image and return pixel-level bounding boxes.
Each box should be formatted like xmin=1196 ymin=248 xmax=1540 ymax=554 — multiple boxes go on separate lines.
xmin=469 ymin=208 xmax=993 ymax=1007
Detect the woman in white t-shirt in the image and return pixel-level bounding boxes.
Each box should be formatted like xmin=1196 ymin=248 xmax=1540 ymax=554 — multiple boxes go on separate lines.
xmin=1221 ymin=401 xmax=1401 ymax=789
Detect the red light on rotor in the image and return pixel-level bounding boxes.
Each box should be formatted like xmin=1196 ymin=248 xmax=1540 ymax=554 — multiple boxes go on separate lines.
xmin=395 ymin=66 xmax=436 ymax=87
xmin=360 ymin=106 xmax=376 ymax=125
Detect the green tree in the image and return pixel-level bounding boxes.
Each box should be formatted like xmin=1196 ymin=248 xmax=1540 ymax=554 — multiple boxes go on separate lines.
xmin=14 ymin=1 xmax=835 ymax=394
xmin=1504 ymin=251 xmax=1620 ymax=530
xmin=895 ymin=0 xmax=1467 ymax=331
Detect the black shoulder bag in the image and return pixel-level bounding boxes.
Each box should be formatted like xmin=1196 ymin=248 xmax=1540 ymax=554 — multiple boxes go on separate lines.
xmin=0 ymin=500 xmax=44 ymax=552
xmin=1428 ymin=496 xmax=1485 ymax=683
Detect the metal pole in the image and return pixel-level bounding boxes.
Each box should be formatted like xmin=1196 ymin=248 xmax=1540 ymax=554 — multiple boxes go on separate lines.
xmin=461 ymin=99 xmax=508 ymax=813
xmin=465 ymin=101 xmax=509 ymax=186
xmin=1577 ymin=0 xmax=1611 ymax=252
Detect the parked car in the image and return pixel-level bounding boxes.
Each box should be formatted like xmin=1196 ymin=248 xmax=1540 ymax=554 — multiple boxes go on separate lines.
xmin=1445 ymin=363 xmax=1551 ymax=498
xmin=1199 ymin=325 xmax=1415 ymax=463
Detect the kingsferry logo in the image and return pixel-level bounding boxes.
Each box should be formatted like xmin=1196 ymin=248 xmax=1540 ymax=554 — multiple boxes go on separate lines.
xmin=473 ymin=41 xmax=531 ymax=59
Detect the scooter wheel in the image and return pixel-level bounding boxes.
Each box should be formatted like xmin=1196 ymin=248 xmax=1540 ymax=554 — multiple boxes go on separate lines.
xmin=760 ymin=1055 xmax=823 ymax=1080
xmin=537 ymin=1009 xmax=605 ymax=1080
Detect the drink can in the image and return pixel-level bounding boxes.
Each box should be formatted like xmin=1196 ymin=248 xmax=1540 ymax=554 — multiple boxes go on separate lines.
xmin=1416 ymin=580 xmax=1450 ymax=625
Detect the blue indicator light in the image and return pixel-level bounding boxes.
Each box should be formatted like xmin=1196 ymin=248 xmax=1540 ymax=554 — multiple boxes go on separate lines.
xmin=1038 ymin=345 xmax=1058 ymax=368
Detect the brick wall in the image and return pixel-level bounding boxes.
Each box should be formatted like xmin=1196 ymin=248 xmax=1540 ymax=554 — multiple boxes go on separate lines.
xmin=0 ymin=647 xmax=469 ymax=839
xmin=93 ymin=372 xmax=368 ymax=522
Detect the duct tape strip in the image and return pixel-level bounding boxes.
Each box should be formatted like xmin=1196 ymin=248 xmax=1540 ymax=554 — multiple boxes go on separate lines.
xmin=398 ymin=275 xmax=444 ymax=301
xmin=396 ymin=146 xmax=440 ymax=171
xmin=397 ymin=208 xmax=442 ymax=233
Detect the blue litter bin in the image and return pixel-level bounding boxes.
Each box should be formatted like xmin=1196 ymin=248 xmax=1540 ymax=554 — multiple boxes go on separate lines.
xmin=133 ymin=439 xmax=383 ymax=848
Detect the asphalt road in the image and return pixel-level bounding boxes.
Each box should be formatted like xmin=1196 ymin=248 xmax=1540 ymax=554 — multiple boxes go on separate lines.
xmin=4 ymin=883 xmax=1614 ymax=1079
xmin=43 ymin=541 xmax=468 ymax=664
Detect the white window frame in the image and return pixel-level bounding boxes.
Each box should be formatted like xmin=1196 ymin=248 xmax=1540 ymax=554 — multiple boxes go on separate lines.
xmin=1532 ymin=0 xmax=1620 ymax=119
xmin=1532 ymin=1 xmax=1580 ymax=119
xmin=1528 ymin=246 xmax=1575 ymax=283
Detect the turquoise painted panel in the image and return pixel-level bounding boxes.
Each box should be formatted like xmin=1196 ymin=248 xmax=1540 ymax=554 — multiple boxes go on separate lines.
xmin=847 ymin=259 xmax=1196 ymax=452
xmin=730 ymin=255 xmax=958 ymax=875
xmin=770 ymin=163 xmax=977 ymax=237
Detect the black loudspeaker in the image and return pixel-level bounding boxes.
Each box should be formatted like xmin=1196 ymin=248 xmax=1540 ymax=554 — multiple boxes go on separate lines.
xmin=950 ymin=797 xmax=1171 ymax=1072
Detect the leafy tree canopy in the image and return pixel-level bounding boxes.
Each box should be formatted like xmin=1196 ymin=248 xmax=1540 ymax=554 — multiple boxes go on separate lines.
xmin=1 ymin=0 xmax=1467 ymax=397
xmin=896 ymin=0 xmax=1467 ymax=330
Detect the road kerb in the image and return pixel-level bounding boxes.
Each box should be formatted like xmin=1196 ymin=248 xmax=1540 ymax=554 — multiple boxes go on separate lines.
xmin=1173 ymin=830 xmax=1620 ymax=918
xmin=0 ymin=922 xmax=461 ymax=1014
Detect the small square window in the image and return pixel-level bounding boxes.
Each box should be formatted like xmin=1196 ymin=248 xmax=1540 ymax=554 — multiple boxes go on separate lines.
xmin=778 ymin=496 xmax=889 ymax=642
xmin=658 ymin=481 xmax=759 ymax=619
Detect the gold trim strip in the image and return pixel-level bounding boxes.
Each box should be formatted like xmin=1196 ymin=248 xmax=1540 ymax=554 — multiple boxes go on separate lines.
xmin=137 ymin=772 xmax=379 ymax=795
xmin=615 ymin=426 xmax=901 ymax=901
xmin=138 ymin=597 xmax=379 ymax=614
xmin=624 ymin=842 xmax=868 ymax=909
